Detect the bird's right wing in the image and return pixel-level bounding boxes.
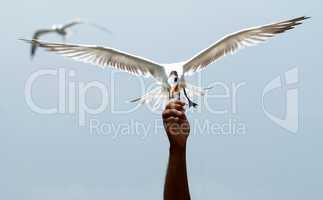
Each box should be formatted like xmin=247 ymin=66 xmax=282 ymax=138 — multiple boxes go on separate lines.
xmin=61 ymin=19 xmax=112 ymax=34
xmin=61 ymin=20 xmax=83 ymax=30
xmin=21 ymin=39 xmax=168 ymax=84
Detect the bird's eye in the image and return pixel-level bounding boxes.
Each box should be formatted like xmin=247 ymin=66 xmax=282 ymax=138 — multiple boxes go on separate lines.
xmin=174 ymin=77 xmax=178 ymax=82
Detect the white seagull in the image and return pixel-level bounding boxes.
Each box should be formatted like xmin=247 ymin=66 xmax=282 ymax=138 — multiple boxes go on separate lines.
xmin=29 ymin=19 xmax=112 ymax=59
xmin=21 ymin=16 xmax=309 ymax=107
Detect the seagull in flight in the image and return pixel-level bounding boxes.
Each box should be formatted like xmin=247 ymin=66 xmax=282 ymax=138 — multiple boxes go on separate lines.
xmin=29 ymin=19 xmax=112 ymax=59
xmin=21 ymin=16 xmax=309 ymax=107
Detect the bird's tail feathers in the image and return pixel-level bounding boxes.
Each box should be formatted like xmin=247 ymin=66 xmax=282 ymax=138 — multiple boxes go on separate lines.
xmin=185 ymin=84 xmax=213 ymax=98
xmin=129 ymin=84 xmax=212 ymax=107
xmin=128 ymin=87 xmax=168 ymax=107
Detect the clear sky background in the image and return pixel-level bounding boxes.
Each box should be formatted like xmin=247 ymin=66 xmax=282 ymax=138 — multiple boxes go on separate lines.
xmin=1 ymin=0 xmax=322 ymax=199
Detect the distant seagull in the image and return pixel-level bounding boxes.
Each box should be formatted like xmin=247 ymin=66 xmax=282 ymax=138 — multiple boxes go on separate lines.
xmin=21 ymin=16 xmax=309 ymax=107
xmin=29 ymin=19 xmax=112 ymax=59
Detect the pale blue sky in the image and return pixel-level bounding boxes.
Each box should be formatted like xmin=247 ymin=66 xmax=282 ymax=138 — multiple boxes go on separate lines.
xmin=1 ymin=0 xmax=322 ymax=199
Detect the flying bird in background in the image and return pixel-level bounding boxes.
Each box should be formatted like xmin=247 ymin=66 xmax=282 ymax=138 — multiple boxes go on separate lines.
xmin=29 ymin=19 xmax=112 ymax=59
xmin=21 ymin=16 xmax=309 ymax=107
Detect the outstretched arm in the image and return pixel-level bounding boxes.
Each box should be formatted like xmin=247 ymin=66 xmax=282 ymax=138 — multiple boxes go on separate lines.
xmin=162 ymin=100 xmax=191 ymax=200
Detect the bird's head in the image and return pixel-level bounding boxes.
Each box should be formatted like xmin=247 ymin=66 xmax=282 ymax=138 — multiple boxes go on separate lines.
xmin=168 ymin=71 xmax=179 ymax=87
xmin=52 ymin=25 xmax=67 ymax=34
xmin=51 ymin=24 xmax=61 ymax=30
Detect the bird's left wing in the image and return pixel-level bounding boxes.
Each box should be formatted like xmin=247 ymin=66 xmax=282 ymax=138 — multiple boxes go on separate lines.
xmin=61 ymin=19 xmax=112 ymax=34
xmin=21 ymin=39 xmax=168 ymax=83
xmin=61 ymin=20 xmax=83 ymax=30
xmin=182 ymin=16 xmax=309 ymax=75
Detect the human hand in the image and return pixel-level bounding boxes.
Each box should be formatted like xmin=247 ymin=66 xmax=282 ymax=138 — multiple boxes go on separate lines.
xmin=162 ymin=100 xmax=190 ymax=149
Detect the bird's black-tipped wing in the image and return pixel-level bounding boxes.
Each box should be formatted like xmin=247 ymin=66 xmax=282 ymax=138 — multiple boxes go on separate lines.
xmin=183 ymin=16 xmax=310 ymax=75
xmin=20 ymin=39 xmax=168 ymax=84
xmin=60 ymin=20 xmax=83 ymax=30
xmin=61 ymin=19 xmax=112 ymax=35
xmin=31 ymin=29 xmax=56 ymax=58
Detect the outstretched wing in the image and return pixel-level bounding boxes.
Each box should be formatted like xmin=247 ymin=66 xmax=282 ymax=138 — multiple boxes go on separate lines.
xmin=61 ymin=20 xmax=83 ymax=30
xmin=61 ymin=19 xmax=112 ymax=34
xmin=183 ymin=16 xmax=309 ymax=75
xmin=31 ymin=29 xmax=56 ymax=58
xmin=21 ymin=39 xmax=168 ymax=83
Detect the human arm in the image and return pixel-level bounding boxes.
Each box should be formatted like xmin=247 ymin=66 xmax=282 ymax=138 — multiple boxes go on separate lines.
xmin=162 ymin=100 xmax=191 ymax=200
